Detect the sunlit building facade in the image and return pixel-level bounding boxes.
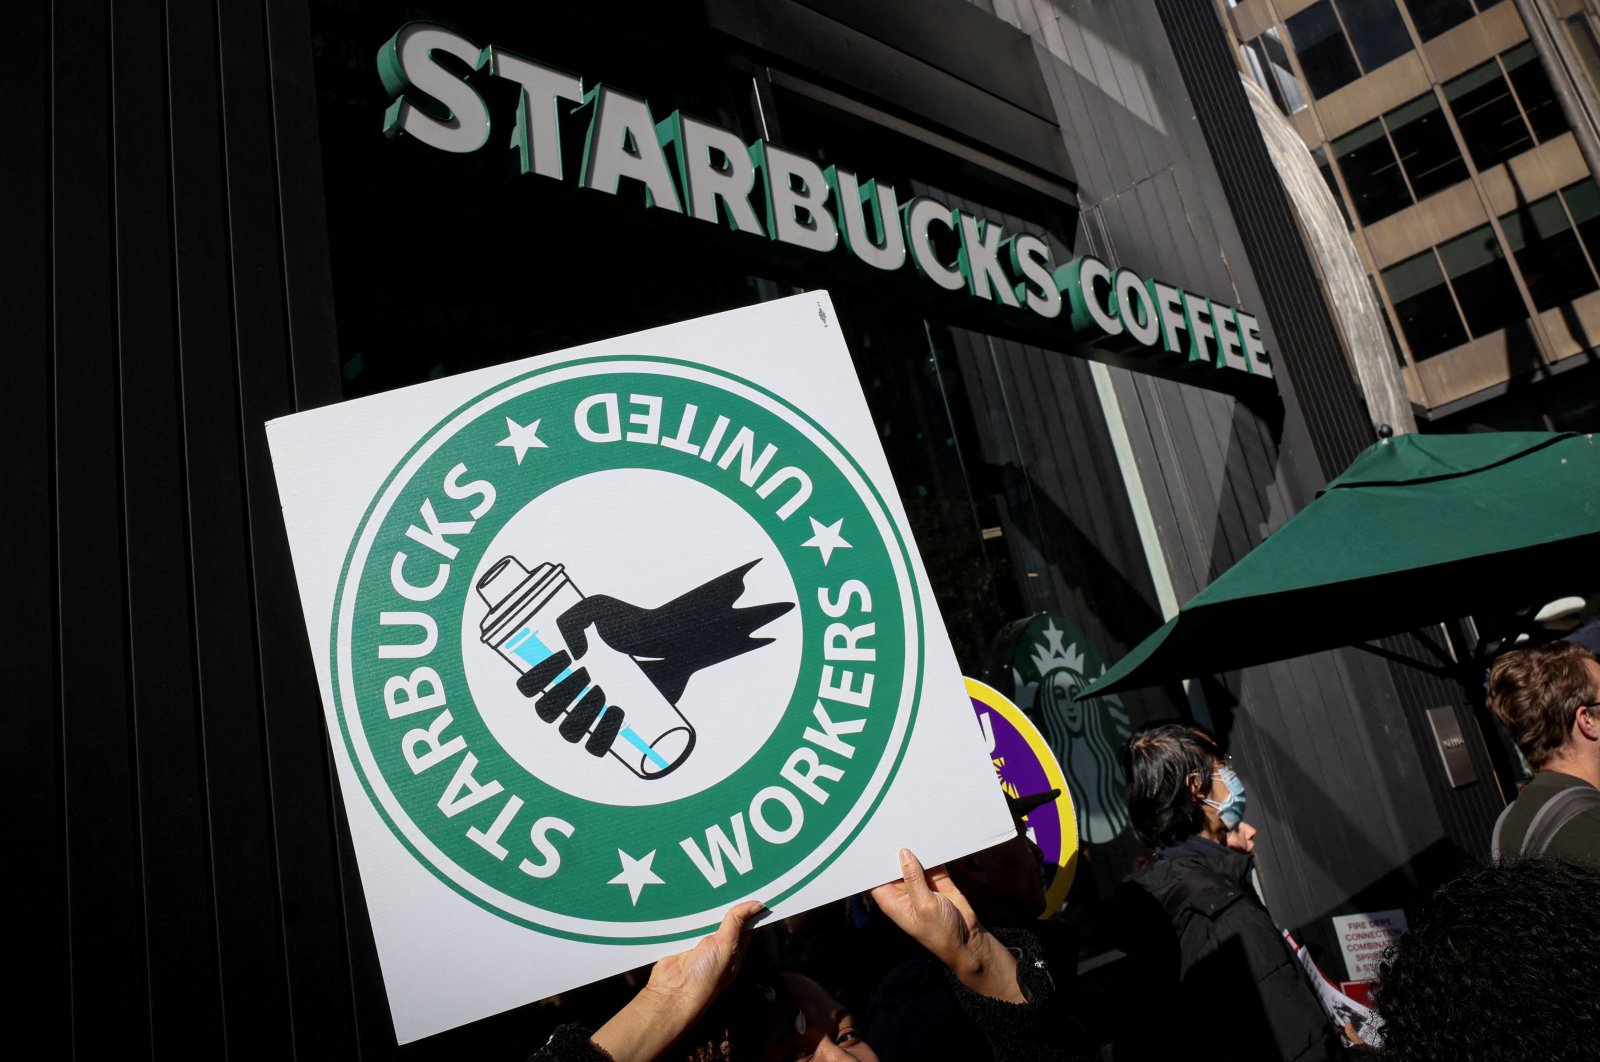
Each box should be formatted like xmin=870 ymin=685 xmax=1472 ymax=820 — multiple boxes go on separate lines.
xmin=1220 ymin=0 xmax=1600 ymax=429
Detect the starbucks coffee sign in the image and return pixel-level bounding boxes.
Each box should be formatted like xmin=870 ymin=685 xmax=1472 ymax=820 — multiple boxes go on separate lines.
xmin=375 ymin=22 xmax=1274 ymax=382
xmin=268 ymin=294 xmax=1013 ymax=1040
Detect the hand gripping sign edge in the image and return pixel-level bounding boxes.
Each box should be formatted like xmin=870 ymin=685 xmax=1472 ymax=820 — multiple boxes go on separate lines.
xmin=329 ymin=356 xmax=925 ymax=944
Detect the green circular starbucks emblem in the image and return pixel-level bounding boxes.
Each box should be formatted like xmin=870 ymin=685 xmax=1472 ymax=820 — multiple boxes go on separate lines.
xmin=332 ymin=357 xmax=922 ymax=942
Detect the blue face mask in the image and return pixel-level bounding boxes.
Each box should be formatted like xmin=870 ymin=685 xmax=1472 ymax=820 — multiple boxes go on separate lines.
xmin=1204 ymin=765 xmax=1248 ymax=831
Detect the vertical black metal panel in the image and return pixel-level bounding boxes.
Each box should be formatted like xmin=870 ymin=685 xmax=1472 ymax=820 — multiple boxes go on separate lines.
xmin=214 ymin=0 xmax=333 ymax=1054
xmin=3 ymin=0 xmax=69 ymax=1041
xmin=254 ymin=1 xmax=363 ymax=1050
xmin=1152 ymin=0 xmax=1372 ymax=478
xmin=51 ymin=1 xmax=152 ymax=1055
xmin=112 ymin=0 xmax=227 ymax=1053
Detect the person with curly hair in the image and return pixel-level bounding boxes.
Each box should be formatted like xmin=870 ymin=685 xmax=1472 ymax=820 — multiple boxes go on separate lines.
xmin=1486 ymin=642 xmax=1600 ymax=866
xmin=1373 ymin=858 xmax=1600 ymax=1062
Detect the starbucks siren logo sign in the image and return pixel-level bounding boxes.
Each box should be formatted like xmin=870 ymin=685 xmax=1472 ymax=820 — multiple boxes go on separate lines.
xmin=334 ymin=357 xmax=922 ymax=941
xmin=1012 ymin=615 xmax=1131 ymax=844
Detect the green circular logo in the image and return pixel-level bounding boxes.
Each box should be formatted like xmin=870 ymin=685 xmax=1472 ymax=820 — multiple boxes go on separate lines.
xmin=332 ymin=358 xmax=923 ymax=942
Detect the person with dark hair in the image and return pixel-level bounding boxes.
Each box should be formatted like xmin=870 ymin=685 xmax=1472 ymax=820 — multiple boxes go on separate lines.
xmin=530 ymin=847 xmax=1071 ymax=1061
xmin=1374 ymin=858 xmax=1600 ymax=1062
xmin=1110 ymin=723 xmax=1345 ymax=1062
xmin=1486 ymin=641 xmax=1600 ymax=866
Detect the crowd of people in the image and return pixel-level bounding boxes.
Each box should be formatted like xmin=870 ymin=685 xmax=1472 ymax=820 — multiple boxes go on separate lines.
xmin=528 ymin=639 xmax=1600 ymax=1061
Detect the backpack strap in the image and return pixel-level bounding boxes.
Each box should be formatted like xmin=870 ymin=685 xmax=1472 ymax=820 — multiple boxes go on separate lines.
xmin=1520 ymin=785 xmax=1600 ymax=858
xmin=1495 ymin=784 xmax=1600 ymax=859
xmin=1490 ymin=801 xmax=1513 ymax=861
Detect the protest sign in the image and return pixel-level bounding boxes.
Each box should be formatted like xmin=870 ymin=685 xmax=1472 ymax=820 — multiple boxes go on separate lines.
xmin=266 ymin=292 xmax=1015 ymax=1041
xmin=1332 ymin=908 xmax=1409 ymax=981
xmin=966 ymin=678 xmax=1077 ymax=916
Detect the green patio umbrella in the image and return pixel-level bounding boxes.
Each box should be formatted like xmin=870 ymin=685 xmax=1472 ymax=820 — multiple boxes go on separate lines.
xmin=1076 ymin=431 xmax=1600 ymax=699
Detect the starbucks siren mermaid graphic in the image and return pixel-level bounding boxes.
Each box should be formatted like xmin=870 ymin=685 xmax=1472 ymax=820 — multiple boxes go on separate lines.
xmin=1012 ymin=616 xmax=1131 ymax=844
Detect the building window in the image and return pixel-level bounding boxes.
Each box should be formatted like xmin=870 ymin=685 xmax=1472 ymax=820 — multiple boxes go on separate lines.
xmin=1384 ymin=92 xmax=1468 ymax=199
xmin=1444 ymin=46 xmax=1569 ymax=171
xmin=1381 ymin=249 xmax=1469 ymax=359
xmin=1501 ymin=43 xmax=1568 ymax=142
xmin=1500 ymin=192 xmax=1600 ymax=310
xmin=1329 ymin=92 xmax=1467 ymax=224
xmin=1311 ymin=145 xmax=1354 ymax=228
xmin=1563 ymin=179 xmax=1600 ymax=269
xmin=1286 ymin=0 xmax=1414 ymax=99
xmin=1339 ymin=0 xmax=1413 ymax=72
xmin=1243 ymin=27 xmax=1308 ymax=115
xmin=1404 ymin=0 xmax=1475 ymax=39
xmin=1286 ymin=2 xmax=1364 ymax=97
xmin=1402 ymin=0 xmax=1504 ymax=41
xmin=1333 ymin=119 xmax=1412 ymax=223
xmin=1438 ymin=224 xmax=1524 ymax=336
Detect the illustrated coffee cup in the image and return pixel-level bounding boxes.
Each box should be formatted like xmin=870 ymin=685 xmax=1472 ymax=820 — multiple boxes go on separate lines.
xmin=476 ymin=555 xmax=696 ymax=779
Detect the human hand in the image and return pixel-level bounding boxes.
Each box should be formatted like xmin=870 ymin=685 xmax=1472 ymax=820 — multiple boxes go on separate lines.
xmin=591 ymin=900 xmax=766 ymax=1062
xmin=870 ymin=848 xmax=1023 ymax=1004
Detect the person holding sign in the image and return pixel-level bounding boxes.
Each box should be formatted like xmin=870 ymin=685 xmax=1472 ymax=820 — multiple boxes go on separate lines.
xmin=530 ymin=848 xmax=1070 ymax=1061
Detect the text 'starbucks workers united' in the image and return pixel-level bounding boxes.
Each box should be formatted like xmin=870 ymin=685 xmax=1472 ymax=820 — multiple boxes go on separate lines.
xmin=334 ymin=358 xmax=923 ymax=942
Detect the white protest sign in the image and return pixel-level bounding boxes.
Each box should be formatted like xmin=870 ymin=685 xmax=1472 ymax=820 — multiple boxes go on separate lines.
xmin=266 ymin=292 xmax=1015 ymax=1041
xmin=1331 ymin=908 xmax=1409 ymax=981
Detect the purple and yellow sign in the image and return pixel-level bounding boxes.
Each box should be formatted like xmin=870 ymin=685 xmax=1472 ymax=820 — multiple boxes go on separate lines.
xmin=966 ymin=677 xmax=1078 ymax=917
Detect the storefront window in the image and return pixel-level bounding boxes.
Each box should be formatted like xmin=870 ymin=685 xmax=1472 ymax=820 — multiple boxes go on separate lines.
xmin=1286 ymin=2 xmax=1363 ymax=97
xmin=1338 ymin=0 xmax=1413 ymax=72
xmin=1381 ymin=249 xmax=1468 ymax=359
xmin=1444 ymin=59 xmax=1534 ymax=170
xmin=1333 ymin=120 xmax=1411 ymax=223
xmin=1502 ymin=42 xmax=1570 ymax=143
xmin=1438 ymin=225 xmax=1524 ymax=336
xmin=1384 ymin=92 xmax=1467 ymax=200
xmin=1499 ymin=193 xmax=1600 ymax=311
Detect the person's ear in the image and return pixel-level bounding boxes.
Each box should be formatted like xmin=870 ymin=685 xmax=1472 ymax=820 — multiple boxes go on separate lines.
xmin=1577 ymin=704 xmax=1600 ymax=742
xmin=1186 ymin=771 xmax=1207 ymax=802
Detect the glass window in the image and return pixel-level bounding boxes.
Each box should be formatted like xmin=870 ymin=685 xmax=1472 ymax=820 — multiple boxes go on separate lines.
xmin=1286 ymin=2 xmax=1363 ymax=97
xmin=1243 ymin=32 xmax=1307 ymax=115
xmin=1499 ymin=194 xmax=1599 ymax=310
xmin=1311 ymin=145 xmax=1354 ymax=228
xmin=1260 ymin=28 xmax=1308 ymax=113
xmin=1333 ymin=120 xmax=1411 ymax=223
xmin=1336 ymin=0 xmax=1413 ymax=72
xmin=1445 ymin=60 xmax=1534 ymax=170
xmin=1438 ymin=225 xmax=1525 ymax=336
xmin=1381 ymin=249 xmax=1468 ymax=359
xmin=1383 ymin=92 xmax=1467 ymax=199
xmin=1370 ymin=274 xmax=1409 ymax=365
xmin=1501 ymin=43 xmax=1570 ymax=143
xmin=1404 ymin=0 xmax=1475 ymax=40
xmin=1563 ymin=179 xmax=1600 ymax=269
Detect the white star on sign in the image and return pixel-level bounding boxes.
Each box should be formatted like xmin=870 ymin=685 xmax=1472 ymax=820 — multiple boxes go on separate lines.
xmin=802 ymin=517 xmax=852 ymax=566
xmin=497 ymin=416 xmax=548 ymax=464
xmin=608 ymin=848 xmax=665 ymax=906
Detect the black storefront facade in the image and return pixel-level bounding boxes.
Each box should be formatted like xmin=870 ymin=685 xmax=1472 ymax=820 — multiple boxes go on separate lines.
xmin=10 ymin=1 xmax=1511 ymax=1056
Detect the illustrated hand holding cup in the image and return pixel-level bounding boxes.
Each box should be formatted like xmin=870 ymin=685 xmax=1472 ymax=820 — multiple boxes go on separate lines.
xmin=476 ymin=556 xmax=697 ymax=779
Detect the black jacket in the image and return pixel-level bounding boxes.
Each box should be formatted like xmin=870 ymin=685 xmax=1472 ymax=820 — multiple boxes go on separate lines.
xmin=1111 ymin=836 xmax=1343 ymax=1062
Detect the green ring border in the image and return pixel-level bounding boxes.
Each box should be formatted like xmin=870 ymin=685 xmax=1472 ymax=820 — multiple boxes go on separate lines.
xmin=328 ymin=354 xmax=927 ymax=944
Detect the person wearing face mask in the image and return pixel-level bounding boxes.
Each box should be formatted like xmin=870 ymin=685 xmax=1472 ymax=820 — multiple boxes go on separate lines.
xmin=1109 ymin=723 xmax=1347 ymax=1062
